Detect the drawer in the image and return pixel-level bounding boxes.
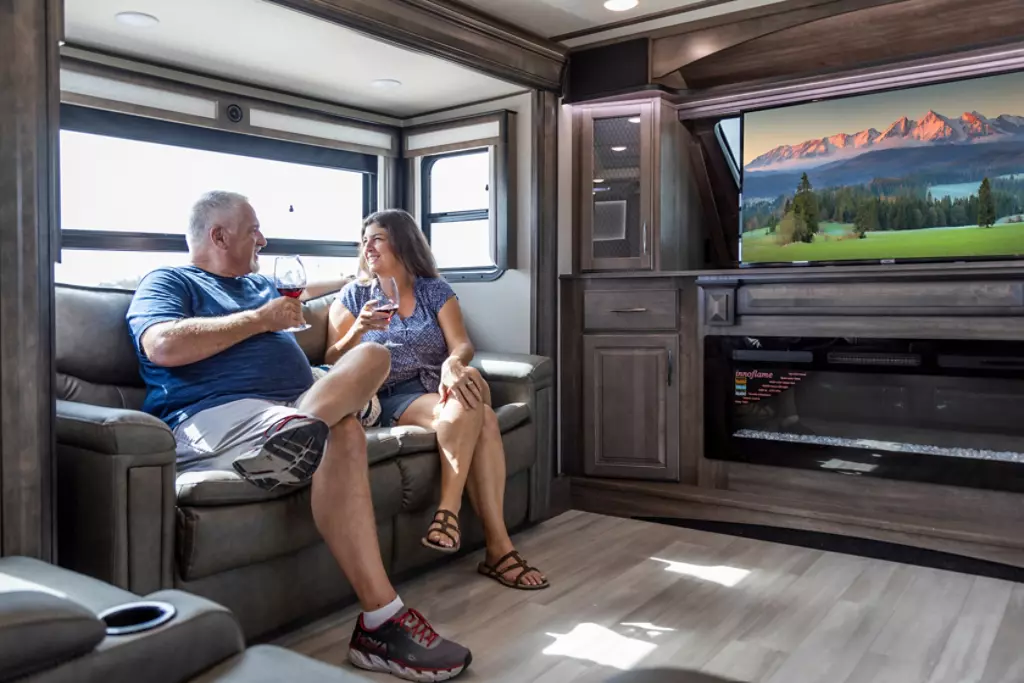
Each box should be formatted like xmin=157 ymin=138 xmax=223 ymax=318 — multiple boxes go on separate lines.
xmin=583 ymin=289 xmax=678 ymax=331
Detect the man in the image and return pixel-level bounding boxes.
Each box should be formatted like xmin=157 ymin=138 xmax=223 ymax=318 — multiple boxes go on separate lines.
xmin=126 ymin=191 xmax=471 ymax=681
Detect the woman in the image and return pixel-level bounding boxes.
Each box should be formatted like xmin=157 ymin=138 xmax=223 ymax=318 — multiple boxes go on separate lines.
xmin=325 ymin=209 xmax=548 ymax=590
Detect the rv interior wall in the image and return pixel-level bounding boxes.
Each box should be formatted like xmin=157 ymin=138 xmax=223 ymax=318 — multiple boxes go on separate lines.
xmin=406 ymin=93 xmax=535 ymax=355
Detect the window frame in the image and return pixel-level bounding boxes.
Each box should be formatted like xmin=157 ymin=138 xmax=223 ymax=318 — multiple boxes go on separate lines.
xmin=420 ymin=147 xmax=496 ymax=277
xmin=405 ymin=111 xmax=515 ymax=282
xmin=59 ymin=103 xmax=378 ymax=261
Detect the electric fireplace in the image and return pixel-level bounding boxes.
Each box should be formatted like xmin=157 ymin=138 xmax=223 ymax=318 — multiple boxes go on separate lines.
xmin=705 ymin=336 xmax=1024 ymax=493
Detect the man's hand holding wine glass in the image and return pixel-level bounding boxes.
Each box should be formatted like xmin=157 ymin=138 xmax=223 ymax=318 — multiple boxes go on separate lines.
xmin=257 ymin=297 xmax=307 ymax=333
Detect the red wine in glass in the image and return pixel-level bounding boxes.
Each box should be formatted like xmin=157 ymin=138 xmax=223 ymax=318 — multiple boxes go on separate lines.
xmin=277 ymin=286 xmax=304 ymax=299
xmin=374 ymin=302 xmax=399 ymax=322
xmin=273 ymin=256 xmax=311 ymax=332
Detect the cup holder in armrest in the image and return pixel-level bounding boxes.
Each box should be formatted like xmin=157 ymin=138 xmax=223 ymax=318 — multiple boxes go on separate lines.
xmin=98 ymin=601 xmax=177 ymax=636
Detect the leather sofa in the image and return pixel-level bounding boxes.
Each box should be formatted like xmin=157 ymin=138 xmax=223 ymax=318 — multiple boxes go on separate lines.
xmin=0 ymin=556 xmax=369 ymax=682
xmin=53 ymin=283 xmax=554 ymax=641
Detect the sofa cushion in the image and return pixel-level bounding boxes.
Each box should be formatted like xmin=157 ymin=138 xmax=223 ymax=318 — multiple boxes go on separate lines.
xmin=56 ymin=285 xmax=141 ymax=388
xmin=177 ymin=461 xmax=403 ymax=581
xmin=0 ymin=591 xmax=106 ymax=681
xmin=387 ymin=402 xmax=532 ymax=456
xmin=177 ymin=430 xmax=400 ymax=507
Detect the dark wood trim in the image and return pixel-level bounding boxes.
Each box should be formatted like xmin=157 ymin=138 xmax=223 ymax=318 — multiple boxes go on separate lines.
xmin=263 ymin=0 xmax=567 ymax=91
xmin=531 ymin=91 xmax=559 ymax=481
xmin=557 ymin=0 xmax=898 ymax=48
xmin=673 ymin=39 xmax=1024 ymax=120
xmin=677 ymin=0 xmax=1024 ymax=90
xmin=531 ymin=91 xmax=559 ymax=361
xmin=1 ymin=0 xmax=60 ymax=560
xmin=649 ymin=0 xmax=901 ymax=84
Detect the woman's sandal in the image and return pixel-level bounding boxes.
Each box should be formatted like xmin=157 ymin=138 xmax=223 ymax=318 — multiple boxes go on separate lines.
xmin=421 ymin=509 xmax=461 ymax=554
xmin=478 ymin=550 xmax=550 ymax=591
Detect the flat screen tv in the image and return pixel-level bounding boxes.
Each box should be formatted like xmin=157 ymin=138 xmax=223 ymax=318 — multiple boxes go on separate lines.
xmin=740 ymin=70 xmax=1024 ymax=266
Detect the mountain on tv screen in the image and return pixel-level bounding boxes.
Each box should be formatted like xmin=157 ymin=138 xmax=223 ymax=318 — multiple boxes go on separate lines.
xmin=740 ymin=70 xmax=1024 ymax=265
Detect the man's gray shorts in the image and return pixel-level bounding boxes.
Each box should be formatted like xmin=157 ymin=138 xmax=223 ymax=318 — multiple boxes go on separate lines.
xmin=174 ymin=398 xmax=328 ymax=490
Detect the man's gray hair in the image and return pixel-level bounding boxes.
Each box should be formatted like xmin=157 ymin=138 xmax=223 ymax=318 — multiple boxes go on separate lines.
xmin=187 ymin=191 xmax=249 ymax=246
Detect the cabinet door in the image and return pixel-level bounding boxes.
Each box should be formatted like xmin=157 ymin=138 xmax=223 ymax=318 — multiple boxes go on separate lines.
xmin=582 ymin=334 xmax=680 ymax=480
xmin=580 ymin=103 xmax=655 ymax=272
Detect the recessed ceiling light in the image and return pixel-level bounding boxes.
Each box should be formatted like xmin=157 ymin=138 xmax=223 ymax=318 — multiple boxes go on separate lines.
xmin=628 ymin=117 xmax=641 ymax=124
xmin=371 ymin=79 xmax=402 ymax=90
xmin=611 ymin=146 xmax=627 ymax=152
xmin=115 ymin=11 xmax=159 ymax=27
xmin=604 ymin=0 xmax=639 ymax=11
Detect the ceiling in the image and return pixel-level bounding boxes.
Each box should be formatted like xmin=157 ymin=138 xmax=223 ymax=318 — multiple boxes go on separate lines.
xmin=457 ymin=0 xmax=793 ymax=45
xmin=64 ymin=0 xmax=525 ymax=118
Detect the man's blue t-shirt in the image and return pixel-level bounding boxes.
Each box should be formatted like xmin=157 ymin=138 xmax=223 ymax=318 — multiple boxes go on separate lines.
xmin=126 ymin=266 xmax=314 ymax=428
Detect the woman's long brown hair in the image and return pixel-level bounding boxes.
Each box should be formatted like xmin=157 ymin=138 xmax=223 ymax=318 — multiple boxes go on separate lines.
xmin=357 ymin=209 xmax=440 ymax=281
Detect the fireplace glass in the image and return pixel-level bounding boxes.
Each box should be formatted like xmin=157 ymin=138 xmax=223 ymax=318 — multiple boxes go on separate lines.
xmin=704 ymin=336 xmax=1024 ymax=492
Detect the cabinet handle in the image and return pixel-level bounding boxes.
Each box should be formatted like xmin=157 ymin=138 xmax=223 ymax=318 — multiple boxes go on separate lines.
xmin=610 ymin=307 xmax=648 ymax=313
xmin=667 ymin=349 xmax=674 ymax=386
xmin=642 ymin=221 xmax=648 ymax=255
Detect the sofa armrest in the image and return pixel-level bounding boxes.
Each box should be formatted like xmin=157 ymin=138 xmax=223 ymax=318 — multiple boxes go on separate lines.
xmin=34 ymin=590 xmax=244 ymax=683
xmin=55 ymin=401 xmax=177 ymax=598
xmin=56 ymin=400 xmax=176 ymax=458
xmin=471 ymin=353 xmax=554 ymax=523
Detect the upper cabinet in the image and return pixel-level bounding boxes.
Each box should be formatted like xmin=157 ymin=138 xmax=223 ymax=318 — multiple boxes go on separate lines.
xmin=577 ymin=98 xmax=704 ymax=273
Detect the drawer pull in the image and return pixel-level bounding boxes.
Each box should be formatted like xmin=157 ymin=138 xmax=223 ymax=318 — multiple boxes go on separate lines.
xmin=610 ymin=307 xmax=648 ymax=313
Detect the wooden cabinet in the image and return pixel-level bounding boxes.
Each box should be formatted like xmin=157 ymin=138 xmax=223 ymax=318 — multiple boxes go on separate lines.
xmin=577 ymin=98 xmax=703 ymax=273
xmin=582 ymin=334 xmax=681 ymax=481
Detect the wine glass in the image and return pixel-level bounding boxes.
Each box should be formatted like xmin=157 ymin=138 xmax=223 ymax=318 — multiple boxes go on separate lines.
xmin=273 ymin=256 xmax=311 ymax=332
xmin=373 ymin=276 xmax=402 ymax=348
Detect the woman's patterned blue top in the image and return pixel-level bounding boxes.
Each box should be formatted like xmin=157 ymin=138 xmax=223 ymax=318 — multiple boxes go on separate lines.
xmin=340 ymin=276 xmax=457 ymax=392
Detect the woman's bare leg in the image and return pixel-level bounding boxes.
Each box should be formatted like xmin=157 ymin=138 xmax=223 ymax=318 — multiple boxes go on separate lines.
xmin=464 ymin=406 xmax=546 ymax=586
xmin=399 ymin=393 xmax=483 ymax=548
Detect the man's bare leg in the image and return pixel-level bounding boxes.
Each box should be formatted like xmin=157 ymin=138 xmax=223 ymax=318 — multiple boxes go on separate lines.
xmin=299 ymin=343 xmax=396 ymax=610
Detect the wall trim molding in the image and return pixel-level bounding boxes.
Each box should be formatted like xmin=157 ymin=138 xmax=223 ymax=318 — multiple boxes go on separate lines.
xmin=264 ymin=0 xmax=567 ymax=91
xmin=674 ymin=40 xmax=1024 ymax=120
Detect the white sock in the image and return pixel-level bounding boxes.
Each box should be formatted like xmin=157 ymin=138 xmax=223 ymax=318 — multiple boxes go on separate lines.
xmin=361 ymin=595 xmax=404 ymax=630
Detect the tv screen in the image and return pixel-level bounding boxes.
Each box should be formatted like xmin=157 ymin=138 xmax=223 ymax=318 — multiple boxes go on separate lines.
xmin=740 ymin=70 xmax=1024 ymax=266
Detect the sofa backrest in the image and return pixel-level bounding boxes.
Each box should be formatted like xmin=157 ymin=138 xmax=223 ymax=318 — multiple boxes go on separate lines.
xmin=55 ymin=284 xmax=336 ymax=411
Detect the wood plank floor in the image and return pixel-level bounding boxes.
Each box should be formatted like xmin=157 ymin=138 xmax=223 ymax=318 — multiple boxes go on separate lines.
xmin=278 ymin=511 xmax=1024 ymax=683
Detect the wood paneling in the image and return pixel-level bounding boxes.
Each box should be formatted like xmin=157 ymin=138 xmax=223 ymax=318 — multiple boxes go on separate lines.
xmin=1 ymin=0 xmax=60 ymax=559
xmin=651 ymin=0 xmax=901 ymax=85
xmin=264 ymin=0 xmax=566 ymax=91
xmin=677 ymin=0 xmax=1024 ymax=90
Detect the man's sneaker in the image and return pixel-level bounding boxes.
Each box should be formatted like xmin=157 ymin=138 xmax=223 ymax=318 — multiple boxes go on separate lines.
xmin=232 ymin=414 xmax=329 ymax=491
xmin=348 ymin=607 xmax=471 ymax=681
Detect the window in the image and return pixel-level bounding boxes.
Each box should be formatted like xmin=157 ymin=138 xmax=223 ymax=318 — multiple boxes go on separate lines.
xmin=57 ymin=104 xmax=376 ymax=289
xmin=422 ymin=149 xmax=493 ymax=271
xmin=715 ymin=117 xmax=742 ymax=188
xmin=406 ymin=111 xmax=515 ymax=281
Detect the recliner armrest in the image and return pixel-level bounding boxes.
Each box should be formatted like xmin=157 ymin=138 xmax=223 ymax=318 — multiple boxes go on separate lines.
xmin=56 ymin=400 xmax=175 ymax=459
xmin=55 ymin=401 xmax=177 ymax=597
xmin=471 ymin=352 xmax=552 ymax=388
xmin=0 ymin=591 xmax=105 ymax=681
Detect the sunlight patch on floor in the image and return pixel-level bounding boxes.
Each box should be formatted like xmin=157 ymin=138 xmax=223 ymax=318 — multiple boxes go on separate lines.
xmin=544 ymin=623 xmax=657 ymax=670
xmin=650 ymin=558 xmax=751 ymax=587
